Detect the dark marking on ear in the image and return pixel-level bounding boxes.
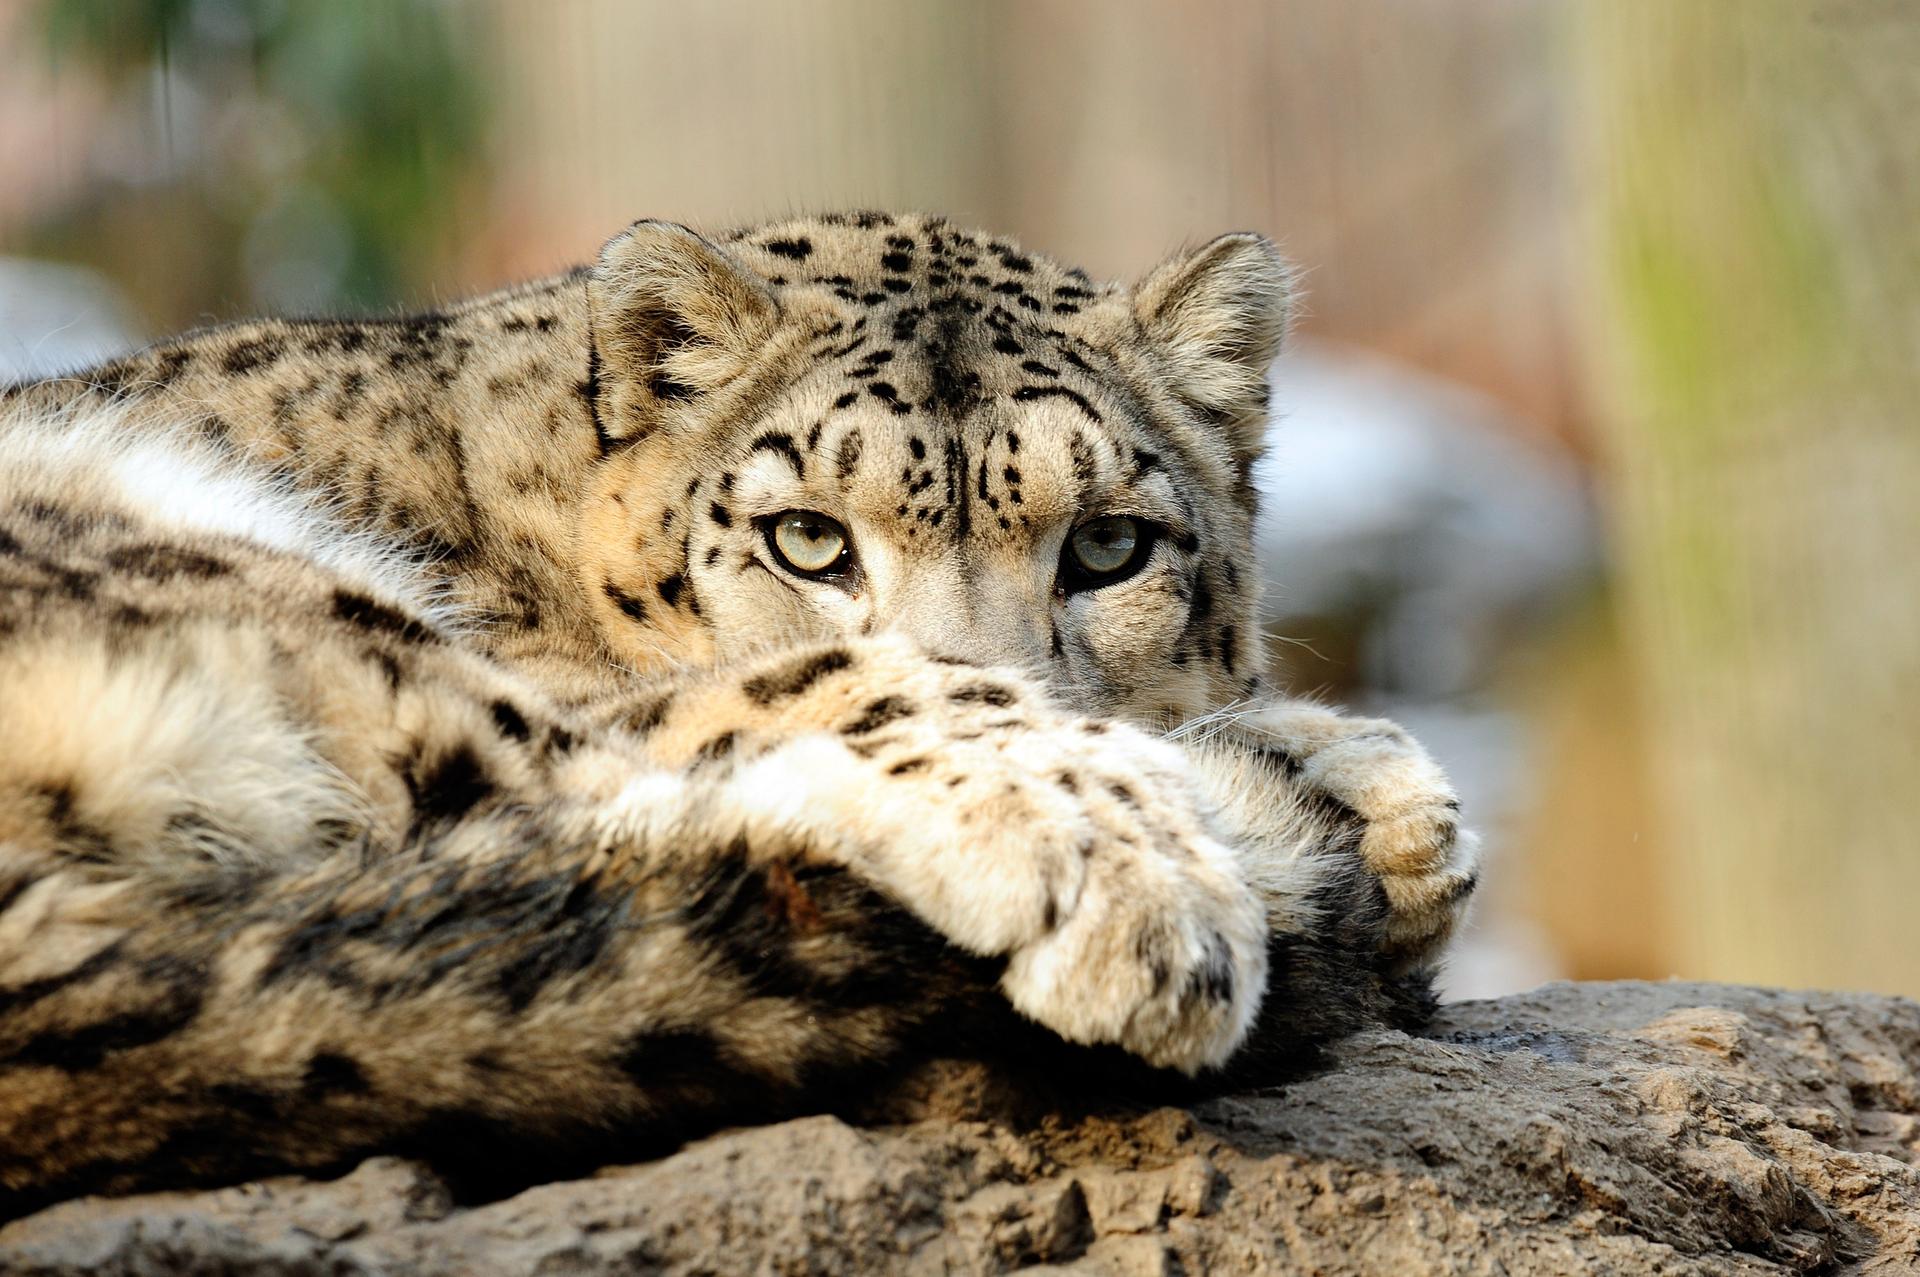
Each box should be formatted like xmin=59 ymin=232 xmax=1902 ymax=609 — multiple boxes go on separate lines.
xmin=602 ymin=580 xmax=649 ymax=624
xmin=581 ymin=332 xmax=618 ymax=457
xmin=490 ymin=700 xmax=532 ymax=742
xmin=742 ymin=647 xmax=854 ymax=704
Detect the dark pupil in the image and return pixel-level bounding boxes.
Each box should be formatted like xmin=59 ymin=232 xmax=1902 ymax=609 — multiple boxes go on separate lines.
xmin=796 ymin=519 xmax=832 ymax=546
xmin=1089 ymin=526 xmax=1125 ymax=551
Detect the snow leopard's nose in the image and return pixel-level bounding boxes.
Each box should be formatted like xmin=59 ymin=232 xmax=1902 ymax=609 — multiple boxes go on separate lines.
xmin=880 ymin=562 xmax=1053 ymax=672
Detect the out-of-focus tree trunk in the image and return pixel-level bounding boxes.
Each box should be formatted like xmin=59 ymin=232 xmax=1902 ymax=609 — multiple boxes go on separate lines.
xmin=1577 ymin=4 xmax=1920 ymax=991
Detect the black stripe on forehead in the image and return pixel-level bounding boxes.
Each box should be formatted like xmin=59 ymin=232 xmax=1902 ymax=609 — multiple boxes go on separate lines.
xmin=922 ymin=301 xmax=985 ymax=416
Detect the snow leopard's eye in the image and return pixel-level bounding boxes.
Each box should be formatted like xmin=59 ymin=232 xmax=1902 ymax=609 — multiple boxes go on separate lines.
xmin=766 ymin=510 xmax=852 ymax=577
xmin=1060 ymin=515 xmax=1157 ymax=592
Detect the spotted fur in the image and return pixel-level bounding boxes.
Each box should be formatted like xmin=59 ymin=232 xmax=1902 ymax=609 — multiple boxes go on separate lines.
xmin=0 ymin=213 xmax=1476 ymax=1207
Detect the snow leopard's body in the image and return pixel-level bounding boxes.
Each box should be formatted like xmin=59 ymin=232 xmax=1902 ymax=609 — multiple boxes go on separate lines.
xmin=0 ymin=213 xmax=1477 ymax=1209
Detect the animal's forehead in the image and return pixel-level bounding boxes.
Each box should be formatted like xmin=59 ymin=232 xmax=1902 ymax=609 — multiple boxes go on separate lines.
xmin=726 ymin=213 xmax=1134 ymax=427
xmin=719 ymin=212 xmax=1107 ymax=323
xmin=714 ymin=214 xmax=1198 ymax=542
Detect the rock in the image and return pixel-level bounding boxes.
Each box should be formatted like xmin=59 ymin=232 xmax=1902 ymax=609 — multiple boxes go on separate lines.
xmin=4 ymin=981 xmax=1918 ymax=1274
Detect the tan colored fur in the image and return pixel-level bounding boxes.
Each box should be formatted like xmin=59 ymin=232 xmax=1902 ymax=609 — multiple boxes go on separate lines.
xmin=0 ymin=212 xmax=1475 ymax=1205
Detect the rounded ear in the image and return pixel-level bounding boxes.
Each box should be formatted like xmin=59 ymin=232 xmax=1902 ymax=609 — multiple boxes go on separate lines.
xmin=1133 ymin=233 xmax=1295 ymax=461
xmin=586 ymin=220 xmax=781 ymax=452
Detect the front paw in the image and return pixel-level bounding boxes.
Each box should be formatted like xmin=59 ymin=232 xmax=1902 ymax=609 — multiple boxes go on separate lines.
xmin=1226 ymin=705 xmax=1480 ymax=971
xmin=677 ymin=643 xmax=1268 ymax=1074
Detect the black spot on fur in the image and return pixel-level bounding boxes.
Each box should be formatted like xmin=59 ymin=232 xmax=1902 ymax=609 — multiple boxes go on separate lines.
xmin=490 ymin=700 xmax=532 ymax=742
xmin=409 ymin=746 xmax=495 ymax=823
xmin=221 ymin=338 xmax=284 ymax=376
xmin=656 ymin=573 xmax=686 ymax=608
xmin=765 ymin=237 xmax=813 ymax=260
xmin=1011 ymin=384 xmax=1103 ymax=423
xmin=949 ymin=684 xmax=1016 ymax=708
xmin=650 ymin=374 xmax=698 ymax=403
xmin=303 ymin=1052 xmax=372 ymax=1097
xmin=618 ymin=1029 xmax=729 ymax=1089
xmin=8 ymin=966 xmax=204 ymax=1071
xmin=709 ymin=502 xmax=733 ymax=528
xmin=843 ymin=696 xmax=914 ymax=736
xmin=621 ymin=696 xmax=672 ymax=735
xmin=749 ymin=432 xmax=806 ymax=477
xmin=743 ymin=648 xmax=854 ymax=704
xmin=494 ymin=879 xmax=628 ymax=1014
xmin=103 ymin=543 xmax=232 ymax=582
xmin=834 ymin=430 xmax=864 ymax=479
xmin=332 ymin=590 xmax=436 ymax=644
xmin=602 ymin=580 xmax=648 ymax=625
xmin=833 ymin=391 xmax=859 ymax=410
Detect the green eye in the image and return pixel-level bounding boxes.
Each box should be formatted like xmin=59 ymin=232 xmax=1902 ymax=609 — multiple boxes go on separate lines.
xmin=768 ymin=510 xmax=852 ymax=576
xmin=1064 ymin=515 xmax=1152 ymax=588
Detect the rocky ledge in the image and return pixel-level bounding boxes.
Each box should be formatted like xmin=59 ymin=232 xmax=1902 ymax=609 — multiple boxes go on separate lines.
xmin=3 ymin=981 xmax=1917 ymax=1275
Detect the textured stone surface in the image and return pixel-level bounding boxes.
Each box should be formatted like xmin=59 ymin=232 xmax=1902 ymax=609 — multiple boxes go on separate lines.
xmin=4 ymin=981 xmax=1919 ymax=1274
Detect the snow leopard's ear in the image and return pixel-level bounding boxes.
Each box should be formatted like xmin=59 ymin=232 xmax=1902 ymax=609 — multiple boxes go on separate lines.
xmin=1132 ymin=233 xmax=1294 ymax=462
xmin=588 ymin=220 xmax=781 ymax=452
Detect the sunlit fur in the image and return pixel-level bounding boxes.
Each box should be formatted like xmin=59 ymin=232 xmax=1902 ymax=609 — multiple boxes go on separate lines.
xmin=0 ymin=213 xmax=1475 ymax=1206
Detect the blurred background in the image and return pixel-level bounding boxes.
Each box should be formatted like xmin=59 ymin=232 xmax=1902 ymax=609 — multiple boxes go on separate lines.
xmin=2 ymin=1 xmax=1915 ymax=1001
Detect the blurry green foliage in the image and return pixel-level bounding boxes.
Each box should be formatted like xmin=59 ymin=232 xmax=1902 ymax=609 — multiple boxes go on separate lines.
xmin=27 ymin=0 xmax=487 ymax=325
